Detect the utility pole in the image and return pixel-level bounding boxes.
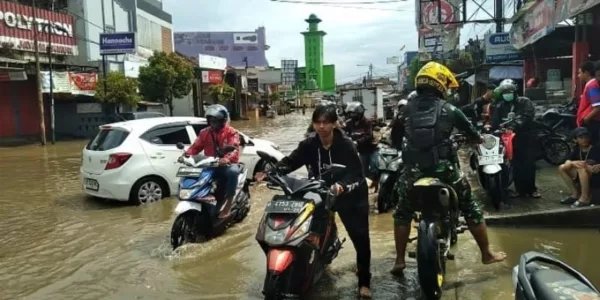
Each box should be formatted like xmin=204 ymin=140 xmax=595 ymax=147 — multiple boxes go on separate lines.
xmin=32 ymin=0 xmax=46 ymax=145
xmin=495 ymin=0 xmax=504 ymax=32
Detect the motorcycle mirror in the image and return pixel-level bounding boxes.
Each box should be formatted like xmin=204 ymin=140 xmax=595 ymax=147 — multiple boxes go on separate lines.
xmin=176 ymin=142 xmax=185 ymax=150
xmin=256 ymin=150 xmax=278 ymax=165
xmin=507 ymin=112 xmax=516 ymax=120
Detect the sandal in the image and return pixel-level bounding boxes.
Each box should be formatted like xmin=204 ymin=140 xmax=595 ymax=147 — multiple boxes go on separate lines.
xmin=560 ymin=196 xmax=578 ymax=205
xmin=529 ymin=192 xmax=541 ymax=199
xmin=571 ymin=200 xmax=592 ymax=208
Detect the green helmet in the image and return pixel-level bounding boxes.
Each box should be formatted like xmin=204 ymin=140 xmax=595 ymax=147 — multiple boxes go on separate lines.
xmin=497 ymin=79 xmax=518 ymax=102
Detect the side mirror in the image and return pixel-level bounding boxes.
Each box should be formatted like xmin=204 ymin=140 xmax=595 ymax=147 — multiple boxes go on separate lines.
xmin=176 ymin=142 xmax=185 ymax=150
xmin=256 ymin=150 xmax=278 ymax=165
xmin=507 ymin=112 xmax=516 ymax=120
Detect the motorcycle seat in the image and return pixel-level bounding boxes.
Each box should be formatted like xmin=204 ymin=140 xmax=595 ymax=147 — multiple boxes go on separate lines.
xmin=529 ymin=268 xmax=599 ymax=299
xmin=282 ymin=176 xmax=320 ymax=194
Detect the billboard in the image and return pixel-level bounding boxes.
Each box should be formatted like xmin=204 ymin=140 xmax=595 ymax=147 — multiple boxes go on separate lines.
xmin=198 ymin=54 xmax=227 ymax=70
xmin=281 ymin=59 xmax=298 ymax=86
xmin=416 ymin=0 xmax=461 ymax=58
xmin=99 ymin=32 xmax=136 ymax=55
xmin=0 ymin=1 xmax=77 ymax=55
xmin=485 ymin=32 xmax=522 ymax=63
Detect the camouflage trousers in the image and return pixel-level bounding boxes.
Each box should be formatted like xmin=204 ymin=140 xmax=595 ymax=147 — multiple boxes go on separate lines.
xmin=392 ymin=160 xmax=485 ymax=227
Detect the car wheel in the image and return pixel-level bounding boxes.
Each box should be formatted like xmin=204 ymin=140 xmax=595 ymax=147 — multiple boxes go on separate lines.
xmin=130 ymin=176 xmax=168 ymax=205
xmin=252 ymin=159 xmax=267 ymax=179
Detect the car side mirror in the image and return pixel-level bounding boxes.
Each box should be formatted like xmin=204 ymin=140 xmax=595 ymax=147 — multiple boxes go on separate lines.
xmin=176 ymin=142 xmax=185 ymax=149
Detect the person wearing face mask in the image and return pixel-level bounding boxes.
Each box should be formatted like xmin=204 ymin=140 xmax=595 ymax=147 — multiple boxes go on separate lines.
xmin=491 ymin=79 xmax=539 ymax=198
xmin=344 ymin=102 xmax=377 ymax=178
xmin=185 ymin=104 xmax=241 ymax=219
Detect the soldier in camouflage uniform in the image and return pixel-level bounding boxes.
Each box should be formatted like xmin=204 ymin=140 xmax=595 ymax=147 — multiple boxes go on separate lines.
xmin=390 ymin=61 xmax=506 ymax=276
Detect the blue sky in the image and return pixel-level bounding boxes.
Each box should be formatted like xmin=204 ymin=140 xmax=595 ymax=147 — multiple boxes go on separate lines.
xmin=163 ymin=0 xmax=502 ymax=83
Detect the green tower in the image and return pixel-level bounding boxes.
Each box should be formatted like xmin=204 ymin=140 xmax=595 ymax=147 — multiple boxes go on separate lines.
xmin=302 ymin=14 xmax=326 ymax=90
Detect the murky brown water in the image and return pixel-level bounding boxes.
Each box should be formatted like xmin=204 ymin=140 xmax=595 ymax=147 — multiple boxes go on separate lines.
xmin=0 ymin=112 xmax=598 ymax=300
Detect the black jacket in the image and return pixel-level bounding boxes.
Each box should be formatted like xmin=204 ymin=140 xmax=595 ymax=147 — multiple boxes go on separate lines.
xmin=490 ymin=97 xmax=535 ymax=133
xmin=276 ymin=128 xmax=367 ymax=207
xmin=344 ymin=117 xmax=376 ymax=154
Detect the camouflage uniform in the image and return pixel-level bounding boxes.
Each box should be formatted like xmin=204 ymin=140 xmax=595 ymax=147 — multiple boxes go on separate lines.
xmin=392 ymin=97 xmax=485 ymax=227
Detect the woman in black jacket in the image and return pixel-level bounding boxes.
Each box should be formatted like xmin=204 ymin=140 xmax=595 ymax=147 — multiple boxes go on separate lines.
xmin=257 ymin=104 xmax=372 ymax=298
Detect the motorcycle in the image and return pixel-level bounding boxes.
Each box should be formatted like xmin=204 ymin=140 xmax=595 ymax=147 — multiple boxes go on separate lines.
xmin=375 ymin=140 xmax=402 ymax=213
xmin=512 ymin=251 xmax=599 ymax=299
xmin=469 ymin=118 xmax=515 ymax=211
xmin=406 ymin=136 xmax=468 ymax=300
xmin=540 ymin=98 xmax=577 ymax=138
xmin=255 ymin=151 xmax=346 ymax=299
xmin=170 ymin=142 xmax=251 ymax=249
xmin=532 ymin=120 xmax=572 ymax=166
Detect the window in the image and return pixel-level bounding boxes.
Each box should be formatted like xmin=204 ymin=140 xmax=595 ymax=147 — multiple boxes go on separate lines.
xmin=86 ymin=128 xmax=130 ymax=151
xmin=191 ymin=124 xmax=208 ymax=135
xmin=141 ymin=126 xmax=191 ymax=145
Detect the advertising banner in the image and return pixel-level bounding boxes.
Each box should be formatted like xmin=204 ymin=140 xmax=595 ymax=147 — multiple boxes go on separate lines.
xmin=70 ymin=73 xmax=97 ymax=96
xmin=201 ymin=70 xmax=223 ymax=84
xmin=99 ymin=32 xmax=136 ymax=55
xmin=281 ymin=59 xmax=298 ymax=86
xmin=485 ymin=32 xmax=522 ymax=63
xmin=510 ymin=0 xmax=555 ymax=49
xmin=416 ymin=0 xmax=461 ymax=58
xmin=40 ymin=71 xmax=71 ymax=93
xmin=198 ymin=54 xmax=227 ymax=70
xmin=0 ymin=0 xmax=77 ymax=55
xmin=555 ymin=0 xmax=600 ymax=23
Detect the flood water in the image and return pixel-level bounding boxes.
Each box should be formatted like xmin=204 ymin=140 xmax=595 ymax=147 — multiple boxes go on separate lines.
xmin=0 ymin=112 xmax=598 ymax=300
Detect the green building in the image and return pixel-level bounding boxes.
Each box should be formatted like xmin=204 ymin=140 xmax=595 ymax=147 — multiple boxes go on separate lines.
xmin=300 ymin=14 xmax=335 ymax=93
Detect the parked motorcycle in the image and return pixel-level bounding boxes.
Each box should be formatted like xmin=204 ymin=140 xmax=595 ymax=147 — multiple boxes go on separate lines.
xmin=170 ymin=143 xmax=250 ymax=250
xmin=255 ymin=151 xmax=346 ymax=299
xmin=375 ymin=141 xmax=402 ymax=213
xmin=532 ymin=120 xmax=572 ymax=165
xmin=512 ymin=251 xmax=599 ymax=299
xmin=406 ymin=135 xmax=468 ymax=300
xmin=469 ymin=119 xmax=515 ymax=211
xmin=540 ymin=98 xmax=577 ymax=138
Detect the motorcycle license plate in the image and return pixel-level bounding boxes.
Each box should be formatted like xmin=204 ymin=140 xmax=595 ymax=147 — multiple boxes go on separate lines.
xmin=176 ymin=167 xmax=202 ymax=177
xmin=478 ymin=155 xmax=503 ymax=165
xmin=265 ymin=200 xmax=305 ymax=214
xmin=84 ymin=178 xmax=99 ymax=191
xmin=380 ymin=148 xmax=398 ymax=155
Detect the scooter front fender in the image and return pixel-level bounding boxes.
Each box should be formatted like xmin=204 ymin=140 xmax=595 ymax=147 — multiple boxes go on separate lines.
xmin=379 ymin=172 xmax=391 ymax=185
xmin=482 ymin=164 xmax=502 ymax=174
xmin=174 ymin=201 xmax=203 ymax=215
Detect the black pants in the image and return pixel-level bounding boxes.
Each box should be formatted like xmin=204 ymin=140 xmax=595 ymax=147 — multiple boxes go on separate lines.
xmin=336 ymin=185 xmax=371 ymax=288
xmin=584 ymin=121 xmax=600 ymax=145
xmin=513 ymin=135 xmax=537 ymax=195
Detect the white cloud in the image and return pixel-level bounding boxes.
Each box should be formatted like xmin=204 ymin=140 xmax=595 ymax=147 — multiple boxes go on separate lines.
xmin=163 ymin=0 xmax=417 ymax=83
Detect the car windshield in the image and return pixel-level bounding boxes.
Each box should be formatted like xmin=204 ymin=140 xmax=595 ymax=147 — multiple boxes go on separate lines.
xmin=86 ymin=128 xmax=129 ymax=151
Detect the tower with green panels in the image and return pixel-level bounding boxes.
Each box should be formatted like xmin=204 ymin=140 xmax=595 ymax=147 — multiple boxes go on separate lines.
xmin=302 ymin=14 xmax=326 ymax=90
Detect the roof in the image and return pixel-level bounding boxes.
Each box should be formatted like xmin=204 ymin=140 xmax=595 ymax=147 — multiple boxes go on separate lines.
xmin=174 ymin=29 xmax=269 ymax=67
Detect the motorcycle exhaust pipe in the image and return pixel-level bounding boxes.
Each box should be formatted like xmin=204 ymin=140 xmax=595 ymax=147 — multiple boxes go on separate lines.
xmin=439 ymin=188 xmax=450 ymax=207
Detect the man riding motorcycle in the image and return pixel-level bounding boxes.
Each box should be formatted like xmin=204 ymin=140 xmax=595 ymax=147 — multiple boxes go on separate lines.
xmin=490 ymin=79 xmax=539 ymax=198
xmin=344 ymin=101 xmax=377 ymax=178
xmin=390 ymin=61 xmax=506 ymax=276
xmin=185 ymin=104 xmax=241 ymax=219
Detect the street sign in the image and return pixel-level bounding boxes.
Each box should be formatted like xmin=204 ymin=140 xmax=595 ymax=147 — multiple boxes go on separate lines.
xmin=99 ymin=32 xmax=136 ymax=55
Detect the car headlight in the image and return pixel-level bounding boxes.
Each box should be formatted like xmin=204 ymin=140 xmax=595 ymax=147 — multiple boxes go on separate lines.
xmin=482 ymin=135 xmax=497 ymax=150
xmin=178 ymin=189 xmax=193 ymax=200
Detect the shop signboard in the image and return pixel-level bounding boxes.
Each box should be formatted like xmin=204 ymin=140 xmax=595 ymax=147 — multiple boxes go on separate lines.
xmin=510 ymin=0 xmax=555 ymax=49
xmin=555 ymin=0 xmax=600 ymax=23
xmin=37 ymin=72 xmax=97 ymax=95
xmin=0 ymin=1 xmax=77 ymax=56
xmin=201 ymin=70 xmax=223 ymax=84
xmin=198 ymin=53 xmax=227 ymax=70
xmin=484 ymin=32 xmax=522 ymax=63
xmin=99 ymin=32 xmax=136 ymax=55
xmin=418 ymin=0 xmax=461 ymax=34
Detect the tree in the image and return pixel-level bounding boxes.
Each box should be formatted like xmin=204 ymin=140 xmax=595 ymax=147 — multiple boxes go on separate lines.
xmin=207 ymin=83 xmax=235 ymax=104
xmin=138 ymin=51 xmax=195 ymax=115
xmin=407 ymin=56 xmax=422 ymax=88
xmin=95 ymin=71 xmax=141 ymax=109
xmin=269 ymin=92 xmax=280 ymax=102
xmin=445 ymin=51 xmax=474 ymax=74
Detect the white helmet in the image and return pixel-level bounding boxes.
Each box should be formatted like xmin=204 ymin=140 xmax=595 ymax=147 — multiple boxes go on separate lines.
xmin=407 ymin=91 xmax=418 ymax=100
xmin=398 ymin=99 xmax=408 ymax=108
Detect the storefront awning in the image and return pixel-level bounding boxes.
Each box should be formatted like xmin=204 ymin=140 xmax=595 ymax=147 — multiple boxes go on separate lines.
xmin=0 ymin=56 xmax=27 ymax=70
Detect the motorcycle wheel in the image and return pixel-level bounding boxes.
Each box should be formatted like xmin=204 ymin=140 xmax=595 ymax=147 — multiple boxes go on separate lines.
xmin=489 ymin=175 xmax=506 ymax=211
xmin=417 ymin=221 xmax=445 ymax=300
xmin=542 ymin=137 xmax=571 ymax=166
xmin=170 ymin=211 xmax=204 ymax=250
xmin=263 ymin=268 xmax=295 ymax=300
xmin=377 ymin=181 xmax=394 ymax=213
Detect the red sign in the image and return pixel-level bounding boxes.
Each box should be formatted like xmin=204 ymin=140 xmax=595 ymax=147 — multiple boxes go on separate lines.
xmin=70 ymin=73 xmax=97 ymax=95
xmin=510 ymin=0 xmax=554 ymax=49
xmin=0 ymin=1 xmax=77 ymax=55
xmin=202 ymin=70 xmax=223 ymax=84
xmin=420 ymin=0 xmax=458 ymax=34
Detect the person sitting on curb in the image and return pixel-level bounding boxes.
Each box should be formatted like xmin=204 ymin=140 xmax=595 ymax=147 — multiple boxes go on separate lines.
xmin=559 ymin=127 xmax=600 ymax=207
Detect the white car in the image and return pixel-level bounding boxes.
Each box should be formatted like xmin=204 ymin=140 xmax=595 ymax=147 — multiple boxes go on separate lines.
xmin=80 ymin=117 xmax=284 ymax=205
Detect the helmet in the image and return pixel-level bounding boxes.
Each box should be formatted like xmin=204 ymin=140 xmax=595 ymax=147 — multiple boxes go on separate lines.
xmin=397 ymin=99 xmax=408 ymax=108
xmin=497 ymin=79 xmax=518 ymax=102
xmin=407 ymin=91 xmax=418 ymax=100
xmin=205 ymin=104 xmax=229 ymax=120
xmin=345 ymin=101 xmax=365 ymax=120
xmin=414 ymin=61 xmax=459 ymax=95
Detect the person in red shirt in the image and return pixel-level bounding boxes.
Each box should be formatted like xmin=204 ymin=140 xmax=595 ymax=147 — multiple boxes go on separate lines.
xmin=576 ymin=61 xmax=600 ymax=144
xmin=185 ymin=104 xmax=241 ymax=219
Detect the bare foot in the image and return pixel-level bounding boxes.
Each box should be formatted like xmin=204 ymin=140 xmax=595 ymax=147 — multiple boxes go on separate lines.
xmin=390 ymin=262 xmax=406 ymax=277
xmin=482 ymin=250 xmax=507 ymax=265
xmin=359 ymin=286 xmax=372 ymax=299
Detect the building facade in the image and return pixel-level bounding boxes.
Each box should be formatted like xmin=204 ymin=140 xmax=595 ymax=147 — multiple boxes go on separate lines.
xmin=302 ymin=14 xmax=325 ymax=90
xmin=173 ymin=27 xmax=269 ymax=69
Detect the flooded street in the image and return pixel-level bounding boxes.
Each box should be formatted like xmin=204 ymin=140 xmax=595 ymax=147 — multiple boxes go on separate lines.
xmin=1 ymin=112 xmax=598 ymax=300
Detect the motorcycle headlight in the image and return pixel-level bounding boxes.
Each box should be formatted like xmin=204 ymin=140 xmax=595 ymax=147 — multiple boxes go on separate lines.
xmin=178 ymin=189 xmax=193 ymax=200
xmin=289 ymin=216 xmax=313 ymax=240
xmin=265 ymin=226 xmax=288 ymax=244
xmin=482 ymin=135 xmax=497 ymax=150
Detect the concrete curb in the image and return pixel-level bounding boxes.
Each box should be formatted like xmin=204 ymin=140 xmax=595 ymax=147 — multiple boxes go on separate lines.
xmin=485 ymin=206 xmax=600 ymax=228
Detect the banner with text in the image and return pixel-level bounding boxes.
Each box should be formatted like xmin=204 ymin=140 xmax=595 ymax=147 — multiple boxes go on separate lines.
xmin=510 ymin=0 xmax=555 ymax=49
xmin=485 ymin=32 xmax=522 ymax=63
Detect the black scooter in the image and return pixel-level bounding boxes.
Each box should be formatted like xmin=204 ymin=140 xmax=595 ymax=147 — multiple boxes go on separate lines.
xmin=374 ymin=141 xmax=402 ymax=213
xmin=540 ymin=98 xmax=577 ymax=138
xmin=513 ymin=251 xmax=599 ymax=299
